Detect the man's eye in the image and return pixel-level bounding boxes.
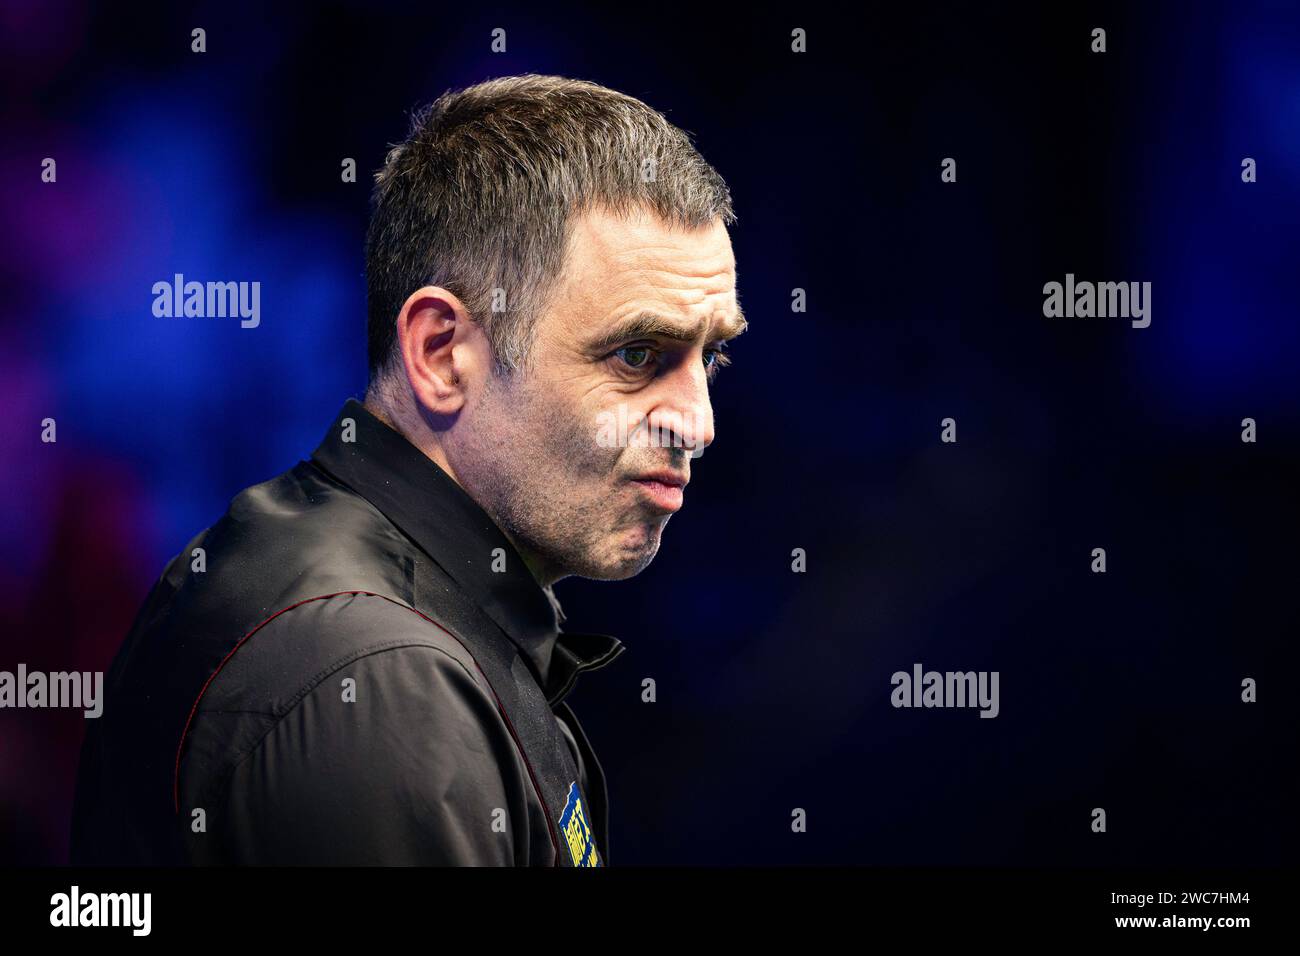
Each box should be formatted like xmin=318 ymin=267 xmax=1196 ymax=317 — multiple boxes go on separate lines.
xmin=703 ymin=346 xmax=731 ymax=378
xmin=613 ymin=346 xmax=655 ymax=370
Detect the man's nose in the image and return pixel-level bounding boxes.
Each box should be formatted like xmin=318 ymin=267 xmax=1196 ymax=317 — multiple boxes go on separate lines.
xmin=646 ymin=359 xmax=715 ymax=457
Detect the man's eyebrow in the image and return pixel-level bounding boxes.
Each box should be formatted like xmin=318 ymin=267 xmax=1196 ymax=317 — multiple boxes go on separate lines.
xmin=588 ymin=308 xmax=748 ymax=353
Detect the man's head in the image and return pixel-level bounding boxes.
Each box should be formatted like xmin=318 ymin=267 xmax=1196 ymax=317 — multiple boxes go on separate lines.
xmin=364 ymin=74 xmax=744 ymax=586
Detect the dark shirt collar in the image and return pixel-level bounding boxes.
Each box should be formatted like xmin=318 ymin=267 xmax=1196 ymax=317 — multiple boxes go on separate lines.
xmin=309 ymin=398 xmax=624 ymax=705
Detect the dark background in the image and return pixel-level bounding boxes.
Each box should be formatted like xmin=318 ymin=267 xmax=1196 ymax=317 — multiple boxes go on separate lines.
xmin=1 ymin=0 xmax=1296 ymax=865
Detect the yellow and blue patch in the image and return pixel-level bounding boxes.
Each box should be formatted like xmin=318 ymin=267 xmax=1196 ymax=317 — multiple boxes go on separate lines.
xmin=559 ymin=780 xmax=601 ymax=867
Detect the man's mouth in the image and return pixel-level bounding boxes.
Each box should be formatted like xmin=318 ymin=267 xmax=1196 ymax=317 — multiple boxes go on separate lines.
xmin=628 ymin=470 xmax=688 ymax=512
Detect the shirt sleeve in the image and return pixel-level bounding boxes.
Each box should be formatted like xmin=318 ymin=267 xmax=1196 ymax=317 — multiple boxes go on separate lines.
xmin=213 ymin=643 xmax=532 ymax=865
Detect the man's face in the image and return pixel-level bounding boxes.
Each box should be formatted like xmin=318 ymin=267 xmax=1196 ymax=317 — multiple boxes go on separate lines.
xmin=451 ymin=205 xmax=744 ymax=583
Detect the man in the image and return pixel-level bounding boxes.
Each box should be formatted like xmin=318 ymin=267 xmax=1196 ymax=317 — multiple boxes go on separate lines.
xmin=69 ymin=74 xmax=745 ymax=866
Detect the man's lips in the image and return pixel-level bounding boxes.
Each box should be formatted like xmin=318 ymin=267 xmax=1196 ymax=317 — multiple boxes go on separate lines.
xmin=629 ymin=470 xmax=688 ymax=512
xmin=631 ymin=469 xmax=688 ymax=489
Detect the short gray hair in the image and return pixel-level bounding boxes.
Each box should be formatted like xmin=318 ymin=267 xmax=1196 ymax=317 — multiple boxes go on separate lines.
xmin=364 ymin=73 xmax=736 ymax=386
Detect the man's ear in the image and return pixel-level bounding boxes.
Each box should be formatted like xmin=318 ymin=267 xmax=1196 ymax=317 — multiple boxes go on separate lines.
xmin=396 ymin=286 xmax=478 ymax=416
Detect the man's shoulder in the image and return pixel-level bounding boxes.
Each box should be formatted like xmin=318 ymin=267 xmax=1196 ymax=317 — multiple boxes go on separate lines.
xmin=180 ymin=591 xmax=508 ymax=819
xmin=139 ymin=454 xmax=458 ymax=670
xmin=182 ymin=454 xmax=487 ymax=694
xmin=158 ymin=454 xmax=502 ymax=795
xmin=178 ymin=595 xmax=535 ymax=864
xmin=201 ymin=589 xmax=489 ymax=713
xmin=184 ymin=458 xmax=418 ymax=604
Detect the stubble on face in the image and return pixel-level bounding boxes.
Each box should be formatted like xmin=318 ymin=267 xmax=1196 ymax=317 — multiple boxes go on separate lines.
xmin=452 ymin=365 xmax=669 ymax=585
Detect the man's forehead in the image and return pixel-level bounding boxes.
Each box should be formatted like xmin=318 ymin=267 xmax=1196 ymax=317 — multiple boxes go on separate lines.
xmin=567 ymin=205 xmax=735 ymax=276
xmin=551 ymin=206 xmax=741 ymax=340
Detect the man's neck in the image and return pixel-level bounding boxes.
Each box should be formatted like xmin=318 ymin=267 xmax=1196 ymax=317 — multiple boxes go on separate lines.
xmin=362 ymin=393 xmax=566 ymax=589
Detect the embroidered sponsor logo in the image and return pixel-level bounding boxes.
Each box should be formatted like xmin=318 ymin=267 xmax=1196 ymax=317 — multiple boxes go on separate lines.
xmin=559 ymin=780 xmax=600 ymax=867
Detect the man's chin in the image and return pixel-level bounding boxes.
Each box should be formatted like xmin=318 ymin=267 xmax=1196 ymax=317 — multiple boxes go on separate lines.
xmin=575 ymin=529 xmax=662 ymax=581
